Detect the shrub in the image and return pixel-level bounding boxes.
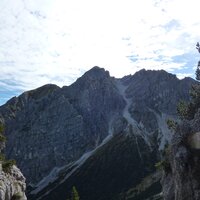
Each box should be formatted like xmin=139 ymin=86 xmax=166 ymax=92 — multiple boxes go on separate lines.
xmin=155 ymin=160 xmax=171 ymax=173
xmin=2 ymin=159 xmax=16 ymax=173
xmin=0 ymin=134 xmax=6 ymax=143
xmin=0 ymin=123 xmax=4 ymax=134
xmin=0 ymin=153 xmax=5 ymax=161
xmin=0 ymin=123 xmax=6 ymax=143
xmin=11 ymin=192 xmax=22 ymax=200
xmin=178 ymin=43 xmax=200 ymax=120
xmin=166 ymin=119 xmax=177 ymax=131
xmin=177 ymin=101 xmax=189 ymax=119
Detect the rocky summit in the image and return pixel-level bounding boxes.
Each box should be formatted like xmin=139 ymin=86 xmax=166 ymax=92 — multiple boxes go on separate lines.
xmin=0 ymin=67 xmax=195 ymax=200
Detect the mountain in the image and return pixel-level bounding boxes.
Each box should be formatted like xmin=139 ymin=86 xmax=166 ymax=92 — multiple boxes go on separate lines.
xmin=0 ymin=67 xmax=195 ymax=200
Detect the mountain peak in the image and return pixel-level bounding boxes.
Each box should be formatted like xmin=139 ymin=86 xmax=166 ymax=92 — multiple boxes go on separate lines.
xmin=69 ymin=66 xmax=110 ymax=89
xmin=83 ymin=66 xmax=110 ymax=79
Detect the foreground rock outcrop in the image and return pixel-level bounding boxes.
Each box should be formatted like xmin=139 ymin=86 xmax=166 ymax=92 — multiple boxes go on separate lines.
xmin=0 ymin=165 xmax=27 ymax=200
xmin=162 ymin=109 xmax=200 ymax=200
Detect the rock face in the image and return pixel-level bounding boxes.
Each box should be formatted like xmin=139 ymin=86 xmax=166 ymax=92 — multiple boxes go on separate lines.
xmin=162 ymin=109 xmax=200 ymax=200
xmin=0 ymin=68 xmax=125 ymax=184
xmin=0 ymin=165 xmax=27 ymax=200
xmin=0 ymin=67 xmax=195 ymax=199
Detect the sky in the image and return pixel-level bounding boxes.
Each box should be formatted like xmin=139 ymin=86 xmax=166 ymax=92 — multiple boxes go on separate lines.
xmin=0 ymin=0 xmax=200 ymax=105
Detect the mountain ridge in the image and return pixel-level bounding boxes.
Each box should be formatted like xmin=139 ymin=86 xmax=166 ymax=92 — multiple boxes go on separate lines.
xmin=0 ymin=66 xmax=196 ymax=200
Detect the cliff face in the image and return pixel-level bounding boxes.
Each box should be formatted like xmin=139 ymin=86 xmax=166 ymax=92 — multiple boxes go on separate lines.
xmin=162 ymin=109 xmax=200 ymax=200
xmin=0 ymin=67 xmax=195 ymax=199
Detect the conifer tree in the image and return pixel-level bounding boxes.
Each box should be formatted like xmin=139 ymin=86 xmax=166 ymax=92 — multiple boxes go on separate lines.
xmin=196 ymin=42 xmax=200 ymax=80
xmin=176 ymin=43 xmax=200 ymax=120
xmin=71 ymin=186 xmax=80 ymax=200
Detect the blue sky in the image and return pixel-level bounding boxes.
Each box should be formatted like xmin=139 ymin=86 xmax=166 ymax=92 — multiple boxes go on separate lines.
xmin=0 ymin=0 xmax=200 ymax=105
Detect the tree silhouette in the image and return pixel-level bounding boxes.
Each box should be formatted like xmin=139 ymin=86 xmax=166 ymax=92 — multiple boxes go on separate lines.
xmin=176 ymin=43 xmax=200 ymax=120
xmin=196 ymin=42 xmax=200 ymax=80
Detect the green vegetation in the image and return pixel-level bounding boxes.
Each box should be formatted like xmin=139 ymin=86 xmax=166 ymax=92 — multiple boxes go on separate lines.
xmin=155 ymin=160 xmax=171 ymax=173
xmin=166 ymin=43 xmax=200 ymax=126
xmin=0 ymin=123 xmax=6 ymax=164
xmin=11 ymin=192 xmax=22 ymax=200
xmin=71 ymin=186 xmax=80 ymax=200
xmin=0 ymin=122 xmax=6 ymax=142
xmin=177 ymin=85 xmax=200 ymax=120
xmin=156 ymin=143 xmax=171 ymax=173
xmin=177 ymin=100 xmax=189 ymax=120
xmin=0 ymin=134 xmax=6 ymax=143
xmin=0 ymin=153 xmax=5 ymax=161
xmin=196 ymin=42 xmax=200 ymax=80
xmin=66 ymin=186 xmax=80 ymax=200
xmin=2 ymin=159 xmax=16 ymax=173
xmin=0 ymin=123 xmax=4 ymax=133
xmin=0 ymin=123 xmax=17 ymax=173
xmin=166 ymin=119 xmax=177 ymax=131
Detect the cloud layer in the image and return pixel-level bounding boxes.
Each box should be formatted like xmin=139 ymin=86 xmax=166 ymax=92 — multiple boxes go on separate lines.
xmin=0 ymin=0 xmax=200 ymax=104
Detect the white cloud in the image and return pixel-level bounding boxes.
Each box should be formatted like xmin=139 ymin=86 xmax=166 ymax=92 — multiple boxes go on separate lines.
xmin=0 ymin=0 xmax=200 ymax=105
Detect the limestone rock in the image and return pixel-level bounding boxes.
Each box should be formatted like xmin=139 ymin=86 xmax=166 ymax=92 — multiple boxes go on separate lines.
xmin=188 ymin=132 xmax=200 ymax=149
xmin=0 ymin=165 xmax=26 ymax=200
